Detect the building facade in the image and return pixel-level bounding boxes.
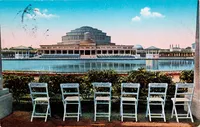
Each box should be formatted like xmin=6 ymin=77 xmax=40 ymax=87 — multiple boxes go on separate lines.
xmin=39 ymin=26 xmax=136 ymax=58
xmin=2 ymin=46 xmax=36 ymax=59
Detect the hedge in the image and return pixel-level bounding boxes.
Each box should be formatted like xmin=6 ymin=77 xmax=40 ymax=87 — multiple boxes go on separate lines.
xmin=3 ymin=75 xmax=34 ymax=102
xmin=3 ymin=69 xmax=193 ymax=103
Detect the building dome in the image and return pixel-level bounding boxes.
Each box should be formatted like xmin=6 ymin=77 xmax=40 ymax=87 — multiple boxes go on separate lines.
xmin=61 ymin=26 xmax=111 ymax=45
xmin=84 ymin=32 xmax=92 ymax=40
xmin=134 ymin=44 xmax=143 ymax=50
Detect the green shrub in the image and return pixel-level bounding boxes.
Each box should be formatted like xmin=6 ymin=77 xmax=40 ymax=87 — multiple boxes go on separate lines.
xmin=3 ymin=74 xmax=34 ymax=102
xmin=180 ymin=70 xmax=194 ymax=83
xmin=3 ymin=69 xmax=175 ymax=103
xmin=123 ymin=68 xmax=174 ymax=100
xmin=86 ymin=70 xmax=120 ymax=97
xmin=39 ymin=74 xmax=82 ymax=98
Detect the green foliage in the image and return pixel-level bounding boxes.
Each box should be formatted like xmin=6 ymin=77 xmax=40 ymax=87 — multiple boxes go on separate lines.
xmin=123 ymin=68 xmax=174 ymax=100
xmin=3 ymin=75 xmax=34 ymax=102
xmin=39 ymin=74 xmax=82 ymax=97
xmin=86 ymin=70 xmax=120 ymax=97
xmin=3 ymin=69 xmax=175 ymax=102
xmin=180 ymin=70 xmax=194 ymax=83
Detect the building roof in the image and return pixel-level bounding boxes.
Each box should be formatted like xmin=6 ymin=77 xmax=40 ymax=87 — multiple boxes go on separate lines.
xmin=12 ymin=46 xmax=31 ymax=50
xmin=146 ymin=46 xmax=160 ymax=50
xmin=134 ymin=44 xmax=143 ymax=49
xmin=66 ymin=26 xmax=106 ymax=36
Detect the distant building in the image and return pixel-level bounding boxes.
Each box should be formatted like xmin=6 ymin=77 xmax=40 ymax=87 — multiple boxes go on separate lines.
xmin=159 ymin=44 xmax=194 ymax=57
xmin=145 ymin=46 xmax=160 ymax=59
xmin=39 ymin=26 xmax=136 ymax=59
xmin=192 ymin=43 xmax=195 ymax=52
xmin=2 ymin=46 xmax=36 ymax=59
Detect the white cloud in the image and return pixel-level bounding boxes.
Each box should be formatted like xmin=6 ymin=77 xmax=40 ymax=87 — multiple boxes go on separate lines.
xmin=26 ymin=8 xmax=59 ymax=20
xmin=140 ymin=7 xmax=165 ymax=18
xmin=140 ymin=7 xmax=151 ymax=17
xmin=132 ymin=16 xmax=141 ymax=22
xmin=131 ymin=7 xmax=165 ymax=22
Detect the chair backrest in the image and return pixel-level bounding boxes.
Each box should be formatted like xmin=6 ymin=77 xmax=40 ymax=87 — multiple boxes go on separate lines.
xmin=148 ymin=83 xmax=168 ymax=101
xmin=121 ymin=83 xmax=140 ymax=100
xmin=60 ymin=83 xmax=80 ymax=101
xmin=92 ymin=82 xmax=112 ymax=98
xmin=28 ymin=82 xmax=49 ymax=101
xmin=174 ymin=83 xmax=194 ymax=101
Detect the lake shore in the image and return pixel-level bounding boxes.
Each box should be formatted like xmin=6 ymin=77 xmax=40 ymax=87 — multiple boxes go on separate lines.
xmin=2 ymin=70 xmax=181 ymax=82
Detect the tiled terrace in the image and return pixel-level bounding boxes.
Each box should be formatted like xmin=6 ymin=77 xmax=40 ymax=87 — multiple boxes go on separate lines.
xmin=0 ymin=111 xmax=198 ymax=127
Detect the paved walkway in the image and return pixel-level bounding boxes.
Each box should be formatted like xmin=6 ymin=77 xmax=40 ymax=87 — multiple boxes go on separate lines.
xmin=0 ymin=111 xmax=195 ymax=127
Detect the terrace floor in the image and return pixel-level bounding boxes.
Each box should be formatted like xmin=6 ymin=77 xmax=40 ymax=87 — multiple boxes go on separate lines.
xmin=0 ymin=111 xmax=198 ymax=127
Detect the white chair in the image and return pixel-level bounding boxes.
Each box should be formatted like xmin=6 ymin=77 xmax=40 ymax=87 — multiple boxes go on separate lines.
xmin=146 ymin=83 xmax=168 ymax=122
xmin=60 ymin=83 xmax=81 ymax=121
xmin=171 ymin=83 xmax=194 ymax=123
xmin=93 ymin=82 xmax=112 ymax=121
xmin=28 ymin=82 xmax=51 ymax=122
xmin=120 ymin=83 xmax=140 ymax=122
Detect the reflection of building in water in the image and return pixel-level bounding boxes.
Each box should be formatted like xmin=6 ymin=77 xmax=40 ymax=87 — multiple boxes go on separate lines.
xmin=49 ymin=61 xmax=146 ymax=73
xmin=38 ymin=26 xmax=136 ymax=59
xmin=159 ymin=60 xmax=194 ymax=70
xmin=146 ymin=60 xmax=159 ymax=70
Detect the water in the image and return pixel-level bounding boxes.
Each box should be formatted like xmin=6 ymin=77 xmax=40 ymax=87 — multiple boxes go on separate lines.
xmin=2 ymin=59 xmax=194 ymax=73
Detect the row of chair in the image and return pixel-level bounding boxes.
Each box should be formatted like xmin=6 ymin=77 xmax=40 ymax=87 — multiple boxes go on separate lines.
xmin=28 ymin=82 xmax=195 ymax=123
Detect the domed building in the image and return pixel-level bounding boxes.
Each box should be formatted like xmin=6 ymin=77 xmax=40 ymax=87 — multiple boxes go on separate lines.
xmin=61 ymin=26 xmax=111 ymax=45
xmin=134 ymin=44 xmax=143 ymax=50
xmin=39 ymin=26 xmax=136 ymax=58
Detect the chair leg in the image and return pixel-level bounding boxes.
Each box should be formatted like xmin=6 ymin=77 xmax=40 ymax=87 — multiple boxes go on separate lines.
xmin=77 ymin=102 xmax=80 ymax=121
xmin=148 ymin=104 xmax=151 ymax=122
xmin=45 ymin=105 xmax=49 ymax=122
xmin=31 ymin=102 xmax=36 ymax=122
xmin=120 ymin=100 xmax=122 ymax=117
xmin=162 ymin=102 xmax=166 ymax=122
xmin=121 ymin=101 xmax=123 ymax=122
xmin=79 ymin=101 xmax=82 ymax=117
xmin=135 ymin=102 xmax=138 ymax=122
xmin=174 ymin=104 xmax=179 ymax=122
xmin=108 ymin=101 xmax=111 ymax=122
xmin=63 ymin=103 xmax=66 ymax=121
xmin=187 ymin=103 xmax=194 ymax=123
xmin=94 ymin=101 xmax=96 ymax=121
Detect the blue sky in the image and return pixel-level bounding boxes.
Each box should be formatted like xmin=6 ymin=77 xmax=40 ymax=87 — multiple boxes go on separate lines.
xmin=0 ymin=0 xmax=197 ymax=48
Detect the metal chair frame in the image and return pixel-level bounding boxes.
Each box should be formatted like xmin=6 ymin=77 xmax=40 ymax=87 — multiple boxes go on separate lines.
xmin=93 ymin=82 xmax=112 ymax=121
xmin=146 ymin=83 xmax=168 ymax=122
xmin=171 ymin=83 xmax=194 ymax=123
xmin=60 ymin=83 xmax=81 ymax=121
xmin=28 ymin=82 xmax=51 ymax=122
xmin=120 ymin=83 xmax=140 ymax=122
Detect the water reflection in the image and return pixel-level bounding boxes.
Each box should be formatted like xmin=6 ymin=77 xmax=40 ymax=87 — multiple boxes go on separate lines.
xmin=3 ymin=59 xmax=194 ymax=73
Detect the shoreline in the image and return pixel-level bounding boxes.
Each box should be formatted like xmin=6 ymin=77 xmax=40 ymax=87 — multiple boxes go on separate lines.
xmin=3 ymin=70 xmax=182 ymax=82
xmin=2 ymin=57 xmax=194 ymax=60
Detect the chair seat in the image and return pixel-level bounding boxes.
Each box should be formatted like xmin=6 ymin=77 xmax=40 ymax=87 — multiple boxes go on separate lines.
xmin=122 ymin=97 xmax=137 ymax=101
xmin=34 ymin=97 xmax=50 ymax=102
xmin=171 ymin=98 xmax=190 ymax=102
xmin=95 ymin=96 xmax=110 ymax=101
xmin=65 ymin=96 xmax=79 ymax=101
xmin=147 ymin=97 xmax=164 ymax=102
